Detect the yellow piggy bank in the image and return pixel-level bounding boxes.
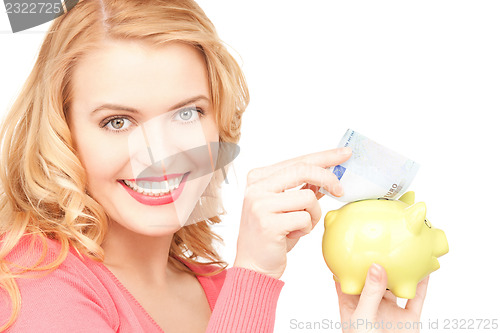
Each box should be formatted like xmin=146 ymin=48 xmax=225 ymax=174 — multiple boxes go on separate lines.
xmin=322 ymin=192 xmax=448 ymax=299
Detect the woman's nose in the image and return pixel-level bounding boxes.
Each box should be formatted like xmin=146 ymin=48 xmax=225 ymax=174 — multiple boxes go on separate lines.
xmin=128 ymin=116 xmax=179 ymax=177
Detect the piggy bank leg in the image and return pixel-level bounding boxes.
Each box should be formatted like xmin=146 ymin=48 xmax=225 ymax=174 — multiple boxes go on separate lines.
xmin=391 ymin=282 xmax=418 ymax=299
xmin=339 ymin=276 xmax=364 ymax=295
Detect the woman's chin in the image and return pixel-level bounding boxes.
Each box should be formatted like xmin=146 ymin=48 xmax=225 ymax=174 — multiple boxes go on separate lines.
xmin=119 ymin=218 xmax=184 ymax=237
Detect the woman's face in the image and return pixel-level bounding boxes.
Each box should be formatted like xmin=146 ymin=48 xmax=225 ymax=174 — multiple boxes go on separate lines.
xmin=68 ymin=40 xmax=219 ymax=236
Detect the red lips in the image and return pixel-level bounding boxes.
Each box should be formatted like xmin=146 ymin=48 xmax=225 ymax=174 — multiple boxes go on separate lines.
xmin=119 ymin=173 xmax=189 ymax=206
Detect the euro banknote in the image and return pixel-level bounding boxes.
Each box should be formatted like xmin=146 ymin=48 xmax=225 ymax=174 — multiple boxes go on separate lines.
xmin=319 ymin=129 xmax=420 ymax=202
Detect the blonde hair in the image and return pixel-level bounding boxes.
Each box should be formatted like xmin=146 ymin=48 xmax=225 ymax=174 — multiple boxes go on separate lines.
xmin=0 ymin=0 xmax=249 ymax=330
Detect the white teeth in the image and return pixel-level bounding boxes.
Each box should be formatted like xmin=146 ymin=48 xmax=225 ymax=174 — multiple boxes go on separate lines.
xmin=167 ymin=178 xmax=177 ymax=189
xmin=123 ymin=175 xmax=184 ymax=196
xmin=159 ymin=181 xmax=168 ymax=192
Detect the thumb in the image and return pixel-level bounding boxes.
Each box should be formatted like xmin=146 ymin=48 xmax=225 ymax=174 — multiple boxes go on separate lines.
xmin=355 ymin=263 xmax=388 ymax=319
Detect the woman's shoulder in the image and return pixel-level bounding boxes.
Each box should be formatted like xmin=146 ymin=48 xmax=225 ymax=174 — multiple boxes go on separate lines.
xmin=1 ymin=234 xmax=120 ymax=331
xmin=3 ymin=233 xmax=83 ymax=268
xmin=3 ymin=233 xmax=107 ymax=280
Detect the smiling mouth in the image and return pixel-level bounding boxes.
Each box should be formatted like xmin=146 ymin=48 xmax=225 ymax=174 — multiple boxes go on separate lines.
xmin=119 ymin=173 xmax=189 ymax=197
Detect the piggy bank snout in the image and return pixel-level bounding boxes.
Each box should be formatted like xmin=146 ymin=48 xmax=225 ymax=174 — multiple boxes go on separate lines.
xmin=433 ymin=228 xmax=449 ymax=258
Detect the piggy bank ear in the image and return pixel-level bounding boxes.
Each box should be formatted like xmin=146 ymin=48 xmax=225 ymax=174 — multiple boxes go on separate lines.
xmin=324 ymin=210 xmax=338 ymax=228
xmin=399 ymin=191 xmax=415 ymax=205
xmin=405 ymin=202 xmax=427 ymax=235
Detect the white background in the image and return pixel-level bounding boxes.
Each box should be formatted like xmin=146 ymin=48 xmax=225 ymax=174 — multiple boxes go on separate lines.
xmin=1 ymin=1 xmax=499 ymax=332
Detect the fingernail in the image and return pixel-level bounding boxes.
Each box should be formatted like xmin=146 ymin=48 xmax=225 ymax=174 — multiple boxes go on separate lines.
xmin=334 ymin=184 xmax=343 ymax=196
xmin=370 ymin=263 xmax=382 ymax=282
xmin=339 ymin=147 xmax=352 ymax=155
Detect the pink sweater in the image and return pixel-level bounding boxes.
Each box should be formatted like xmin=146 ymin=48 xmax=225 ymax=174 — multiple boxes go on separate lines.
xmin=0 ymin=235 xmax=284 ymax=332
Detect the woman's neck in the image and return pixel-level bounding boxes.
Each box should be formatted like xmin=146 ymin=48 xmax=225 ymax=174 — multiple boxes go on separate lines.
xmin=101 ymin=220 xmax=178 ymax=287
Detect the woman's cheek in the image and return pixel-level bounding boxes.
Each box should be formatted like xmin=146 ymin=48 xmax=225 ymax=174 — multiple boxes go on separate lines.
xmin=79 ymin=131 xmax=131 ymax=180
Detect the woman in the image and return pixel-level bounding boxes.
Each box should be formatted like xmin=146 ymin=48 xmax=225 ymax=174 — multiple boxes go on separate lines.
xmin=0 ymin=0 xmax=428 ymax=332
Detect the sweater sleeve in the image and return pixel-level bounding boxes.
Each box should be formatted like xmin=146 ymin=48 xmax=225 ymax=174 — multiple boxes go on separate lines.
xmin=206 ymin=267 xmax=284 ymax=333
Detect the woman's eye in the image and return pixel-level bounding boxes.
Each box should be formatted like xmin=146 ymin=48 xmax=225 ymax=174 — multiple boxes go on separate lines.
xmin=103 ymin=117 xmax=132 ymax=132
xmin=174 ymin=107 xmax=205 ymax=123
xmin=180 ymin=109 xmax=194 ymax=120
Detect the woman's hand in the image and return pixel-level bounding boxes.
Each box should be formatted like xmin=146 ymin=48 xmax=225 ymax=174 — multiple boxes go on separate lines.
xmin=336 ymin=263 xmax=429 ymax=333
xmin=233 ymin=147 xmax=352 ymax=279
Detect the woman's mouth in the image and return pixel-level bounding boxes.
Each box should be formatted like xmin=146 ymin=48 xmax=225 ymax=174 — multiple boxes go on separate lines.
xmin=118 ymin=172 xmax=190 ymax=205
xmin=122 ymin=175 xmax=183 ymax=196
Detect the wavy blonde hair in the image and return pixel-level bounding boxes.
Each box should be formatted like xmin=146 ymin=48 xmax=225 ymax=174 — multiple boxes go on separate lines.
xmin=0 ymin=0 xmax=249 ymax=330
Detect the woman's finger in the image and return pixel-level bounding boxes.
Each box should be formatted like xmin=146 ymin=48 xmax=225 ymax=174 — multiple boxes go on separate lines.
xmin=405 ymin=275 xmax=430 ymax=316
xmin=272 ymin=210 xmax=313 ymax=237
xmin=254 ymin=163 xmax=343 ymax=197
xmin=383 ymin=289 xmax=397 ymax=303
xmin=335 ymin=281 xmax=358 ymax=317
xmin=266 ymin=189 xmax=322 ymax=227
xmin=247 ymin=147 xmax=351 ymax=185
xmin=355 ymin=263 xmax=388 ymax=319
xmin=300 ymin=183 xmax=325 ymax=200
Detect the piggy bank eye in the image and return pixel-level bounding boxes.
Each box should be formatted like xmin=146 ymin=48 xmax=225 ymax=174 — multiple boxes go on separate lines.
xmin=424 ymin=219 xmax=432 ymax=228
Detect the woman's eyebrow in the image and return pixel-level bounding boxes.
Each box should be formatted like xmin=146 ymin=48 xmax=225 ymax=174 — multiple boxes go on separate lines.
xmin=91 ymin=95 xmax=210 ymax=114
xmin=170 ymin=95 xmax=210 ymax=110
xmin=92 ymin=104 xmax=138 ymax=114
